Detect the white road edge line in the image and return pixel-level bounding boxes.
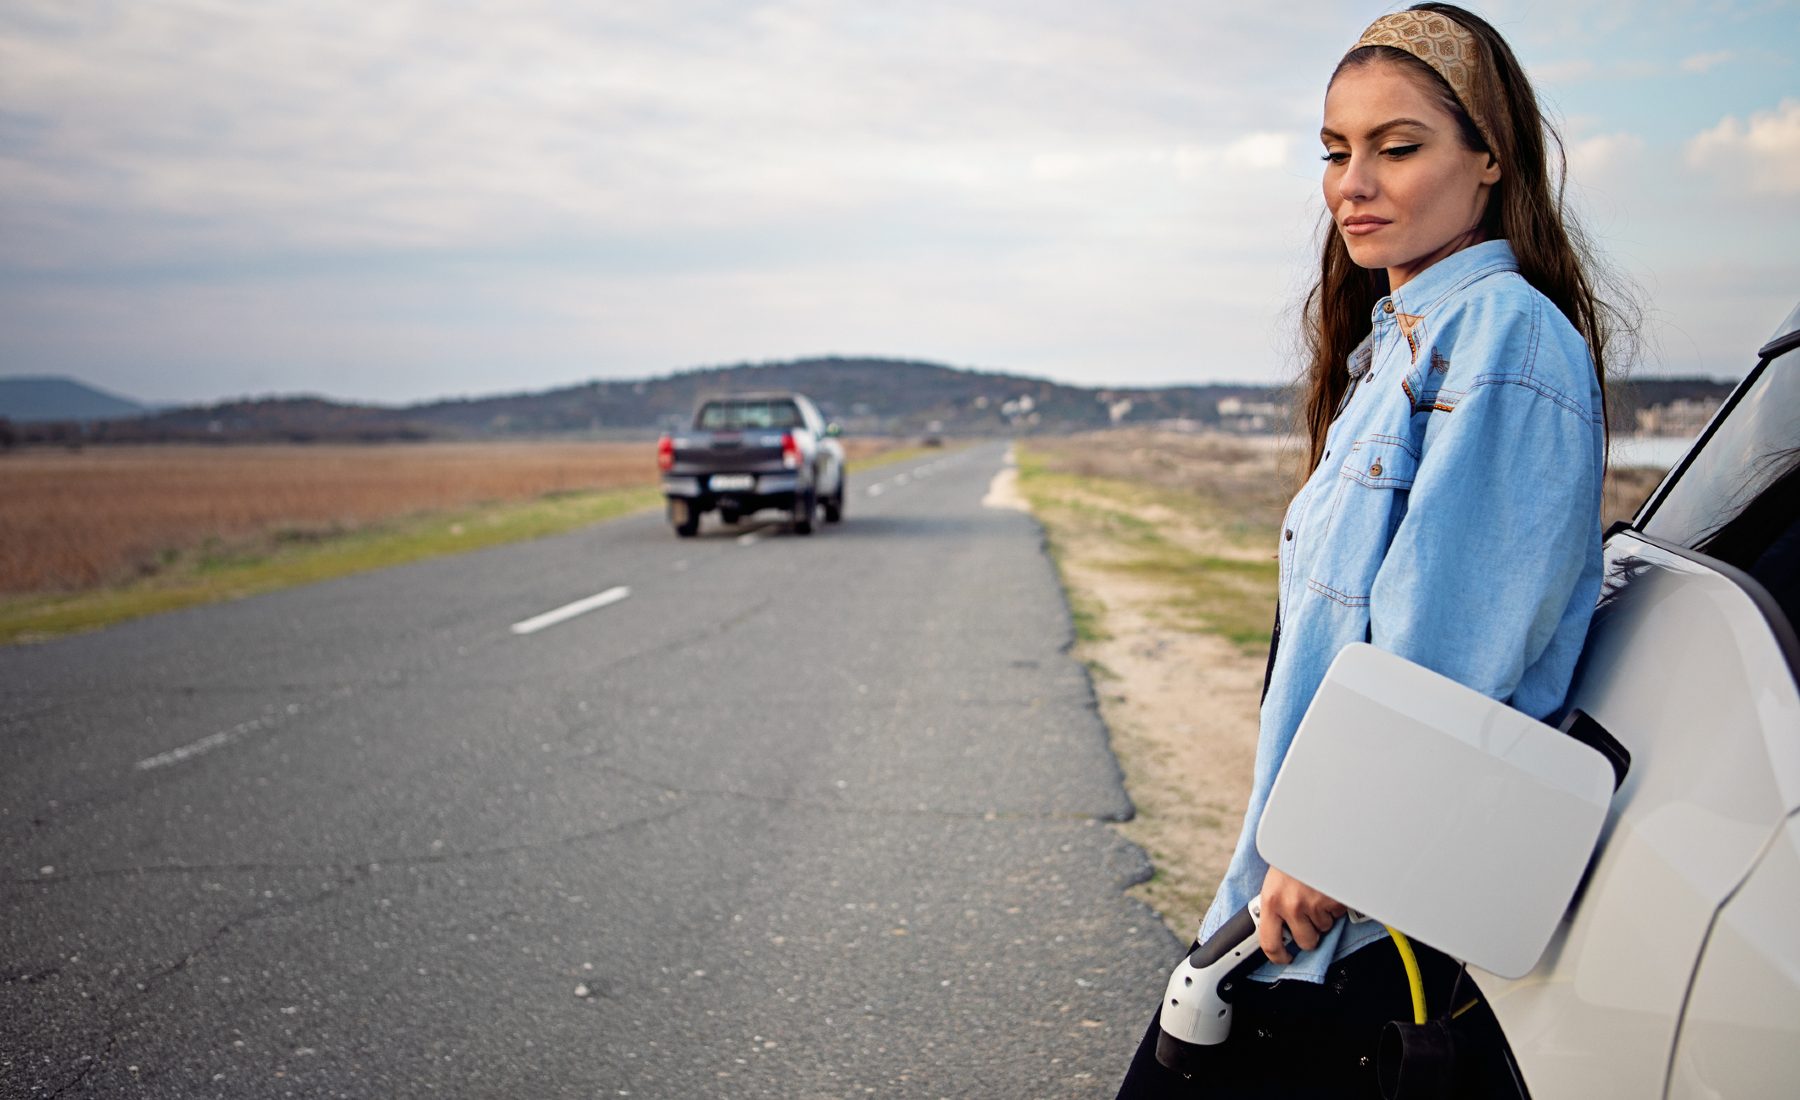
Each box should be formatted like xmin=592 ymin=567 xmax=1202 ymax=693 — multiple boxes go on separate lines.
xmin=510 ymin=585 xmax=632 ymax=636
xmin=134 ymin=706 xmax=299 ymax=772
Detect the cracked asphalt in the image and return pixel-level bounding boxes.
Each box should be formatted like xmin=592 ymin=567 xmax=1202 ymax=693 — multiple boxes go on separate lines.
xmin=1 ymin=442 xmax=1182 ymax=1098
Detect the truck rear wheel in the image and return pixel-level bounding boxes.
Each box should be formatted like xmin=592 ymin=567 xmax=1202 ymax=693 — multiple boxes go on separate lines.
xmin=793 ymin=488 xmax=816 ymax=535
xmin=823 ymin=476 xmax=845 ymax=523
xmin=669 ymin=498 xmax=700 ymax=538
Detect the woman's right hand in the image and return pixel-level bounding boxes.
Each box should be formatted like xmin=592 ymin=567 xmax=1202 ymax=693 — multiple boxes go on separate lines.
xmin=1258 ymin=866 xmax=1347 ymax=965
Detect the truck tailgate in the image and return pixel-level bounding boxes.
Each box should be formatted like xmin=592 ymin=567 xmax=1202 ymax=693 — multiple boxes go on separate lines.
xmin=671 ymin=430 xmax=786 ymax=471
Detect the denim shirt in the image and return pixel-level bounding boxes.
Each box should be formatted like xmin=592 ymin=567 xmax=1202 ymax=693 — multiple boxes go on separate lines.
xmin=1199 ymin=240 xmax=1607 ymax=983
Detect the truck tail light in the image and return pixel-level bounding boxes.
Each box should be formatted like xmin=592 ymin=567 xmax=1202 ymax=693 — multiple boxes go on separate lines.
xmin=657 ymin=435 xmax=675 ymax=471
xmin=781 ymin=431 xmax=801 ymax=469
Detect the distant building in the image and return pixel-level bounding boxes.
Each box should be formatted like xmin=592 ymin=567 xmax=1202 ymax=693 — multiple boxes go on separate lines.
xmin=1217 ymin=397 xmax=1287 ymax=434
xmin=999 ymin=394 xmax=1037 ymax=421
xmin=1635 ymin=398 xmax=1719 ymax=437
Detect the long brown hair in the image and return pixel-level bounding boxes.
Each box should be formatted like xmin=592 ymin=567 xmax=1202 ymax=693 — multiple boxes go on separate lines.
xmin=1298 ymin=3 xmax=1631 ymax=474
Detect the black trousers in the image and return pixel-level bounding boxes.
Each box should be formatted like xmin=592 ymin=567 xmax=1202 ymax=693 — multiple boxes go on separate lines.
xmin=1114 ymin=936 xmax=1467 ymax=1099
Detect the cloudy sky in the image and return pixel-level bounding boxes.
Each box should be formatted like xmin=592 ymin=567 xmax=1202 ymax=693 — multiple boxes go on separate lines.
xmin=2 ymin=1 xmax=1797 ymax=406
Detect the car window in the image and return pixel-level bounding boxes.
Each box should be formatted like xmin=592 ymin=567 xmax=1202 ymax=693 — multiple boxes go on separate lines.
xmin=696 ymin=401 xmax=802 ymax=430
xmin=1642 ymin=349 xmax=1799 ymax=624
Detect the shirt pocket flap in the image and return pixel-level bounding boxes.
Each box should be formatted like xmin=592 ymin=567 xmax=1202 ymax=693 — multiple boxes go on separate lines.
xmin=1340 ymin=436 xmax=1419 ymax=490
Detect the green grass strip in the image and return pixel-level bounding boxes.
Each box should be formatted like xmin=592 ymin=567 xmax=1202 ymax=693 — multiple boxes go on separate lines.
xmin=1014 ymin=444 xmax=1278 ymax=652
xmin=0 ymin=485 xmax=662 ymax=645
xmin=0 ymin=441 xmax=967 ymax=646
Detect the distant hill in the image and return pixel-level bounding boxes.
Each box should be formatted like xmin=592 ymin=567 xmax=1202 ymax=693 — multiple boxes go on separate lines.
xmin=68 ymin=357 xmax=1283 ymax=443
xmin=4 ymin=358 xmax=1742 ymax=445
xmin=405 ymin=357 xmax=1278 ymax=437
xmin=0 ymin=376 xmax=148 ymax=423
xmin=107 ymin=396 xmax=439 ymax=444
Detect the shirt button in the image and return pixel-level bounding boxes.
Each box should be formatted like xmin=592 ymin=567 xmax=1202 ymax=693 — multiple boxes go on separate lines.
xmin=1323 ymin=450 xmax=1331 ymax=460
xmin=1284 ymin=528 xmax=1294 ymax=541
xmin=1370 ymin=461 xmax=1384 ymax=477
xmin=1382 ymin=301 xmax=1395 ymax=314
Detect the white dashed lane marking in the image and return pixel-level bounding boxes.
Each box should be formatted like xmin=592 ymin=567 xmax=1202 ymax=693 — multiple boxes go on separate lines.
xmin=510 ymin=585 xmax=632 ymax=635
xmin=861 ymin=449 xmax=976 ymax=498
xmin=736 ymin=520 xmax=781 ymax=545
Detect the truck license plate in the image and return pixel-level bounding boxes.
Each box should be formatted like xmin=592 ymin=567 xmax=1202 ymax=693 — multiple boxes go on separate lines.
xmin=710 ymin=474 xmax=754 ymax=492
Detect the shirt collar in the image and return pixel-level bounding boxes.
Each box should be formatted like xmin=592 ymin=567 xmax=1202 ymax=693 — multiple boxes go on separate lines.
xmin=1370 ymin=238 xmax=1519 ymax=324
xmin=1347 ymin=333 xmax=1375 ymax=379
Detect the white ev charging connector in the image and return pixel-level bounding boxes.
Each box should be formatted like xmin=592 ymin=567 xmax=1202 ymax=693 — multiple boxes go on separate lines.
xmin=1153 ymin=896 xmax=1293 ymax=1074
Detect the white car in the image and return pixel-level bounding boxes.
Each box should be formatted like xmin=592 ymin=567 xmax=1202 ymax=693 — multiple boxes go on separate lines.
xmin=1258 ymin=301 xmax=1800 ymax=1099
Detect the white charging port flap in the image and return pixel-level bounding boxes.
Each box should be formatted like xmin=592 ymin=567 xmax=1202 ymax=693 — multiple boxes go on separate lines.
xmin=1256 ymin=643 xmax=1616 ymax=978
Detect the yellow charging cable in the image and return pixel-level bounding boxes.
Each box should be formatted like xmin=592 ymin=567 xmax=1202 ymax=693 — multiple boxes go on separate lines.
xmin=1385 ymin=925 xmax=1428 ymax=1025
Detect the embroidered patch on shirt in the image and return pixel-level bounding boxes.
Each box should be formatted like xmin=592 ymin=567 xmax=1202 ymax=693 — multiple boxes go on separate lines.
xmin=1401 ymin=377 xmax=1458 ymax=414
xmin=1396 ymin=312 xmax=1426 ymax=363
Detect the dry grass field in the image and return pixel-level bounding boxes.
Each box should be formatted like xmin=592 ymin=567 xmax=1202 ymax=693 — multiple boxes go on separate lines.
xmin=0 ymin=436 xmax=913 ymax=643
xmin=1 ymin=437 xmax=904 ymax=593
xmin=1015 ymin=429 xmax=1672 ymax=936
xmin=1 ymin=442 xmax=659 ymax=592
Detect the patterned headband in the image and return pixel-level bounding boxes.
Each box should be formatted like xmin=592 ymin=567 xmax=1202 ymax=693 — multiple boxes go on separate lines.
xmin=1353 ymin=10 xmax=1494 ymax=148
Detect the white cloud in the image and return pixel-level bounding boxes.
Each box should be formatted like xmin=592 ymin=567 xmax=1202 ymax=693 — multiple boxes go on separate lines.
xmin=0 ymin=0 xmax=1794 ymax=401
xmin=1531 ymin=58 xmax=1598 ymax=85
xmin=1567 ymin=131 xmax=1645 ymax=180
xmin=1530 ymin=57 xmax=1669 ymax=86
xmin=1225 ymin=133 xmax=1294 ymax=172
xmin=1679 ymin=49 xmax=1733 ymax=74
xmin=1025 ymin=133 xmax=1293 ymax=186
xmin=1685 ymin=99 xmax=1800 ymax=197
xmin=0 ymin=1 xmax=1335 ymax=261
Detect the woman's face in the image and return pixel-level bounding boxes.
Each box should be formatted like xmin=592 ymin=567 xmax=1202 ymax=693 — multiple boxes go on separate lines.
xmin=1320 ymin=61 xmax=1501 ymax=291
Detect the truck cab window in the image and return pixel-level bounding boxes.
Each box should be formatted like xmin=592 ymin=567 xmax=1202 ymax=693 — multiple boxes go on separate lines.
xmin=698 ymin=400 xmax=802 ymax=430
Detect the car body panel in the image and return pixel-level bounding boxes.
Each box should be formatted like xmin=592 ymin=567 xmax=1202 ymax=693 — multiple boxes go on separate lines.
xmin=1666 ymin=811 xmax=1800 ymax=1098
xmin=1758 ymin=300 xmax=1800 ymax=359
xmin=1471 ymin=531 xmax=1800 ymax=1098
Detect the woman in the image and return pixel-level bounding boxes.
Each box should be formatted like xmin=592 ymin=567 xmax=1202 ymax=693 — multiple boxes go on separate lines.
xmin=1117 ymin=5 xmax=1625 ymax=1096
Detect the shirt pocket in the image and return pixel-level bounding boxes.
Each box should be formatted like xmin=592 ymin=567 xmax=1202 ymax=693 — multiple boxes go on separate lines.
xmin=1401 ymin=358 xmax=1463 ymax=415
xmin=1304 ymin=435 xmax=1421 ymax=607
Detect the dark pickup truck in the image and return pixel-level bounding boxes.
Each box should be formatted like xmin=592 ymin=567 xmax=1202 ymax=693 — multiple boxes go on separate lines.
xmin=656 ymin=392 xmax=847 ymax=537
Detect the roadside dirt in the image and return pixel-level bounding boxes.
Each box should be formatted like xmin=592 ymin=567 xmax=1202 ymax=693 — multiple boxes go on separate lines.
xmin=1076 ymin=573 xmax=1262 ymax=939
xmin=1010 ymin=428 xmax=1670 ymax=941
xmin=1007 ymin=431 xmax=1293 ymax=937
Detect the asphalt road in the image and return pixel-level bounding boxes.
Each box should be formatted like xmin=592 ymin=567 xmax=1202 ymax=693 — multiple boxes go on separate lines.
xmin=2 ymin=442 xmax=1183 ymax=1098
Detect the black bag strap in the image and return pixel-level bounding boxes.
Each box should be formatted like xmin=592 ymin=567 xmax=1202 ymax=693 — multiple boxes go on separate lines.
xmin=1259 ymin=607 xmax=1281 ymax=705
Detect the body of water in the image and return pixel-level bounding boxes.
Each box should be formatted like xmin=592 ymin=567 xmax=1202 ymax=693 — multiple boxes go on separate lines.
xmin=1209 ymin=432 xmax=1697 ymax=472
xmin=1610 ymin=435 xmax=1697 ymax=470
